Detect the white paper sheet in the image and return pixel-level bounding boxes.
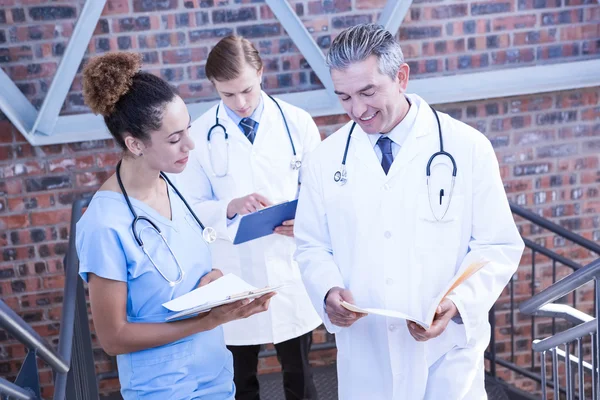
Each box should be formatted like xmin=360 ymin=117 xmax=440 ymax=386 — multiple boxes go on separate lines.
xmin=162 ymin=274 xmax=257 ymax=312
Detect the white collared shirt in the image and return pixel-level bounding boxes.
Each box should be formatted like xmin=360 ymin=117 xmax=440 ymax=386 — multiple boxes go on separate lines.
xmin=367 ymin=96 xmax=418 ymax=162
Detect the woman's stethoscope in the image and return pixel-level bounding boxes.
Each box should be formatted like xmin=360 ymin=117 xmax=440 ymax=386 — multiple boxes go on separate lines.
xmin=116 ymin=161 xmax=217 ymax=286
xmin=333 ymin=105 xmax=457 ymax=222
xmin=206 ymin=94 xmax=302 ymax=177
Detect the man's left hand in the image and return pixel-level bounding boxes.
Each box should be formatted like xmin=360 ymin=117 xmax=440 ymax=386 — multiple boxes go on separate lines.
xmin=198 ymin=269 xmax=224 ymax=287
xmin=407 ymin=298 xmax=458 ymax=342
xmin=274 ymin=219 xmax=294 ymax=237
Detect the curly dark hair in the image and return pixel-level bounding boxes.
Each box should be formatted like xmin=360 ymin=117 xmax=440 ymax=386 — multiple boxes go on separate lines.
xmin=82 ymin=52 xmax=178 ymax=150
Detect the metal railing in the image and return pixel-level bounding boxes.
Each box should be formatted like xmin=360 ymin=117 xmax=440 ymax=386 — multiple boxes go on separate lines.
xmin=519 ymin=258 xmax=600 ymax=400
xmin=485 ymin=203 xmax=600 ymax=396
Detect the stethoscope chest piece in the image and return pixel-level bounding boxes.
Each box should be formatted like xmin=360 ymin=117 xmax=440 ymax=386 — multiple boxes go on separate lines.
xmin=333 ymin=166 xmax=347 ymax=186
xmin=202 ymin=226 xmax=217 ymax=243
xmin=290 ymin=157 xmax=302 ymax=170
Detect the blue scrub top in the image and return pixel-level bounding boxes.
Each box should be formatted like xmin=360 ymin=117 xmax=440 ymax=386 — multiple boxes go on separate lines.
xmin=76 ymin=184 xmax=234 ymax=400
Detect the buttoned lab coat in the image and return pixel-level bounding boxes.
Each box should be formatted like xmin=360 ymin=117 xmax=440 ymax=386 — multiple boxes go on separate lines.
xmin=177 ymin=91 xmax=322 ymax=346
xmin=294 ymin=94 xmax=525 ymax=399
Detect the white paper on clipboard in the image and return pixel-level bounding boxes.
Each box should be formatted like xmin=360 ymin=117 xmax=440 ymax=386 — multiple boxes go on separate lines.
xmin=162 ymin=274 xmax=283 ymax=322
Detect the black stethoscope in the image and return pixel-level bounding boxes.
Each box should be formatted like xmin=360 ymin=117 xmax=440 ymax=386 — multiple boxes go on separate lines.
xmin=116 ymin=161 xmax=217 ymax=286
xmin=333 ymin=105 xmax=457 ymax=221
xmin=206 ymin=94 xmax=301 ymax=177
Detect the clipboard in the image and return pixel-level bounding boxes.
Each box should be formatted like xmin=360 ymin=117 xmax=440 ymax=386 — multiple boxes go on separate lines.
xmin=233 ymin=199 xmax=298 ymax=245
xmin=162 ymin=274 xmax=283 ymax=322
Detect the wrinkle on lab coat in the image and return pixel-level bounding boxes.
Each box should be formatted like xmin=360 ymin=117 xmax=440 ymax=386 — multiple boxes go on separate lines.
xmin=177 ymin=91 xmax=322 ymax=346
xmin=294 ymin=94 xmax=524 ymax=399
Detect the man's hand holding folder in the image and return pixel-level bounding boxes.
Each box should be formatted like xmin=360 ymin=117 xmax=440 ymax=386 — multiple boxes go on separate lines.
xmin=338 ymin=260 xmax=489 ymax=334
xmin=406 ymin=298 xmax=457 ymax=342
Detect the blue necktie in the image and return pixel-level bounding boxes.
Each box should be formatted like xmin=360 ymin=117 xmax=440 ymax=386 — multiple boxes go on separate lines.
xmin=239 ymin=117 xmax=257 ymax=144
xmin=377 ymin=136 xmax=394 ymax=175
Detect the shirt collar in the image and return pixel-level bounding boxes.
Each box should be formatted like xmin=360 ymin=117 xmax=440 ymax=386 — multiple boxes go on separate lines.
xmin=368 ymin=96 xmax=418 ymax=149
xmin=223 ymin=93 xmax=265 ymax=127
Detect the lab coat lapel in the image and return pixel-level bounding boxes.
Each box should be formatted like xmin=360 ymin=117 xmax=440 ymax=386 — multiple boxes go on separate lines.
xmin=350 ymin=125 xmax=388 ymax=177
xmin=386 ymin=97 xmax=435 ymax=179
xmin=252 ymin=92 xmax=276 ymax=152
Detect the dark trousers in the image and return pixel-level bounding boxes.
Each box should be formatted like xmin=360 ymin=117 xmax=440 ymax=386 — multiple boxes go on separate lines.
xmin=227 ymin=331 xmax=318 ymax=400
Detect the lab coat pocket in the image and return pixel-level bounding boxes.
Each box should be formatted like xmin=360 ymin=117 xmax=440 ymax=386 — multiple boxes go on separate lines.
xmin=415 ymin=194 xmax=464 ymax=250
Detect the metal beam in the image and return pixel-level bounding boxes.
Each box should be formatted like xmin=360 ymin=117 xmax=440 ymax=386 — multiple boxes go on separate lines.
xmin=409 ymin=58 xmax=600 ymax=108
xmin=0 ymin=377 xmax=34 ymax=400
xmin=30 ymin=0 xmax=107 ymax=136
xmin=265 ymin=0 xmax=336 ymax=95
xmin=25 ymin=58 xmax=600 ymax=145
xmin=379 ymin=0 xmax=413 ymax=35
xmin=0 ymin=67 xmax=37 ymax=137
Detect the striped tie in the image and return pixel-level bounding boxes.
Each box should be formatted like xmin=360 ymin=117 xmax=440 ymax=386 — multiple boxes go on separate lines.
xmin=239 ymin=117 xmax=257 ymax=144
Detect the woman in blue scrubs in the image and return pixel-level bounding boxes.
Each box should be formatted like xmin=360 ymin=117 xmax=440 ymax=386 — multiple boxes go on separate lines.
xmin=76 ymin=52 xmax=274 ymax=400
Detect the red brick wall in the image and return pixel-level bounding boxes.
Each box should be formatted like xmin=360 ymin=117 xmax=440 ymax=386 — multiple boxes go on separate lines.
xmin=0 ymin=0 xmax=598 ymax=113
xmin=1 ymin=0 xmax=600 ymax=397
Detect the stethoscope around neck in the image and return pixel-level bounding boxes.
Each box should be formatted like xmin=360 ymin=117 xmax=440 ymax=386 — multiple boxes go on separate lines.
xmin=116 ymin=160 xmax=217 ymax=286
xmin=333 ymin=105 xmax=458 ymax=221
xmin=206 ymin=94 xmax=302 ymax=177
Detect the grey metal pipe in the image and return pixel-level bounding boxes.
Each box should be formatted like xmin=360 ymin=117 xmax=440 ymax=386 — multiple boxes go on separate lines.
xmin=520 ymin=259 xmax=600 ymax=315
xmin=53 ymin=196 xmax=93 ymax=400
xmin=541 ymin=351 xmax=547 ymax=400
xmin=534 ymin=320 xmax=597 ymax=353
xmin=0 ymin=377 xmax=35 ymax=400
xmin=565 ymin=343 xmax=573 ymax=399
xmin=593 ymin=332 xmax=598 ymax=400
xmin=535 ymin=303 xmax=594 ymax=325
xmin=553 ymin=347 xmax=560 ymax=400
xmin=578 ymin=338 xmax=584 ymax=400
xmin=0 ymin=301 xmax=69 ymax=374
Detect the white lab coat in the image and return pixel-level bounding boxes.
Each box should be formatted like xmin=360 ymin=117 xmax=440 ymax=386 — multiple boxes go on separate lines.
xmin=177 ymin=91 xmax=322 ymax=345
xmin=294 ymin=94 xmax=524 ymax=399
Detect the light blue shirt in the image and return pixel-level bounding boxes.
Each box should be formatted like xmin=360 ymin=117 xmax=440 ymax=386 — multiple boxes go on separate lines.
xmin=224 ymin=95 xmax=265 ymax=134
xmin=76 ymin=185 xmax=234 ymax=400
xmin=367 ymin=96 xmax=418 ymax=162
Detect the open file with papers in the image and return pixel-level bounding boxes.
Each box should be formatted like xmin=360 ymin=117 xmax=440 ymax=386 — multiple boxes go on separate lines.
xmin=340 ymin=259 xmax=488 ymax=329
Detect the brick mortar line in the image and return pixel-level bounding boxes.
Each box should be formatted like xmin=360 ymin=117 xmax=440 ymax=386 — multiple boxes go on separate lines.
xmin=1 ymin=34 xmax=596 ymax=68
xmin=3 ymin=5 xmax=595 ymax=43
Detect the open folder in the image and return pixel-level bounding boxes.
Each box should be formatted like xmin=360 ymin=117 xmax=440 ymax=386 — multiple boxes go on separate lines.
xmin=233 ymin=199 xmax=298 ymax=245
xmin=340 ymin=260 xmax=489 ymax=329
xmin=162 ymin=274 xmax=283 ymax=322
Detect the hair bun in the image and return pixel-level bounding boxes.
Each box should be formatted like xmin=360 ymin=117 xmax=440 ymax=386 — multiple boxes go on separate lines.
xmin=82 ymin=52 xmax=142 ymax=116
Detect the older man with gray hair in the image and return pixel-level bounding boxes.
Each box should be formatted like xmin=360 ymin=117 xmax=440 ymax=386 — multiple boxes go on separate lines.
xmin=294 ymin=23 xmax=523 ymax=399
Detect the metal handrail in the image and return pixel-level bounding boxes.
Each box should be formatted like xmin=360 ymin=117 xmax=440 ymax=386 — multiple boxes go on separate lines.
xmin=520 ymin=258 xmax=600 ymax=315
xmin=0 ymin=301 xmax=69 ymax=374
xmin=511 ymin=203 xmax=600 ymax=255
xmin=532 ymin=320 xmax=597 ymax=353
xmin=534 ymin=303 xmax=594 ymax=325
xmin=0 ymin=377 xmax=35 ymax=400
